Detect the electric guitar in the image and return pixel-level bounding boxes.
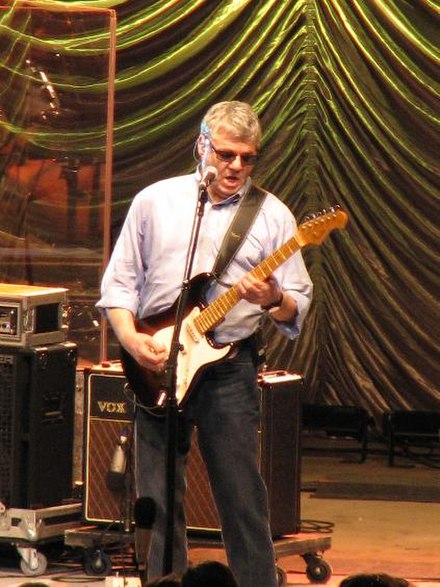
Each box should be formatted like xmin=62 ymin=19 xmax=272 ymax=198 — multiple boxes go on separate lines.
xmin=120 ymin=207 xmax=348 ymax=414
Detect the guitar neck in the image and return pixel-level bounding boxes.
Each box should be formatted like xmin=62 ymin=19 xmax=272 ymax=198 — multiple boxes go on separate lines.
xmin=195 ymin=234 xmax=301 ymax=334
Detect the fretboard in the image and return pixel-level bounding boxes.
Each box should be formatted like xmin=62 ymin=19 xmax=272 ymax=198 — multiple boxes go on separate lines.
xmin=194 ymin=233 xmax=301 ymax=334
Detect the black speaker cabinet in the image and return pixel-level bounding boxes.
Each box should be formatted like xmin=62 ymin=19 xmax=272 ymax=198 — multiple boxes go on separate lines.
xmin=185 ymin=371 xmax=303 ymax=537
xmin=0 ymin=342 xmax=77 ymax=508
xmin=83 ymin=366 xmax=303 ymax=537
xmin=83 ymin=362 xmax=135 ymax=525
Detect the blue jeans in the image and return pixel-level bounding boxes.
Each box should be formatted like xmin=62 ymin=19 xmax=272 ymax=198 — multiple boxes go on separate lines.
xmin=134 ymin=345 xmax=278 ymax=587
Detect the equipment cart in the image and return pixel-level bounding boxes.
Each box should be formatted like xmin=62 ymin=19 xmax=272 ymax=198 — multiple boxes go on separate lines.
xmin=189 ymin=532 xmax=332 ymax=585
xmin=273 ymin=533 xmax=332 ymax=584
xmin=0 ymin=502 xmax=82 ymax=576
xmin=65 ymin=525 xmax=332 ymax=585
xmin=65 ymin=525 xmax=134 ymax=576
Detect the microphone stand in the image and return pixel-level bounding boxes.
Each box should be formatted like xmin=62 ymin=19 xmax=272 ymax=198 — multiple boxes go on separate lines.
xmin=123 ymin=431 xmax=133 ymax=534
xmin=162 ymin=182 xmax=209 ymax=575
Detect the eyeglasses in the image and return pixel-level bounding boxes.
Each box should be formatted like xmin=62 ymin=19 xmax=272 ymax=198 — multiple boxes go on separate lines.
xmin=208 ymin=139 xmax=259 ymax=166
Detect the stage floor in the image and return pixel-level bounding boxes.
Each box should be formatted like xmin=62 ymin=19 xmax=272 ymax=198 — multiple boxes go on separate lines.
xmin=0 ymin=451 xmax=438 ymax=586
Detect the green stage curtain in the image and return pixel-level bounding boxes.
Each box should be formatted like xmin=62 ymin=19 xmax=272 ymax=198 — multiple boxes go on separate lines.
xmin=1 ymin=0 xmax=438 ymax=425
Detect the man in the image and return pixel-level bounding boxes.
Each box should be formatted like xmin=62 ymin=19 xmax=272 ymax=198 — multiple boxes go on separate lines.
xmin=97 ymin=101 xmax=313 ymax=586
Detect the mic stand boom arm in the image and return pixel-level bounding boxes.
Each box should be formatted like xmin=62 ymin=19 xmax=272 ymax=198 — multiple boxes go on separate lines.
xmin=161 ymin=184 xmax=208 ymax=576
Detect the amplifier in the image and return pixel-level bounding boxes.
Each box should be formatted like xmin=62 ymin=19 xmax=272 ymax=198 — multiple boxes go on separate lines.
xmin=185 ymin=371 xmax=303 ymax=537
xmin=0 ymin=342 xmax=77 ymax=508
xmin=83 ymin=362 xmax=135 ymax=525
xmin=0 ymin=283 xmax=69 ymax=347
xmin=83 ymin=366 xmax=303 ymax=537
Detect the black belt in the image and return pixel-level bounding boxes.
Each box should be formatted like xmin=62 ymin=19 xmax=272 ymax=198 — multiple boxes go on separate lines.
xmin=229 ymin=331 xmax=265 ymax=366
xmin=237 ymin=332 xmax=258 ymax=349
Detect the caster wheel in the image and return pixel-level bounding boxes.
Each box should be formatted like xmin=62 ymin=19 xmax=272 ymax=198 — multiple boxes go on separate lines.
xmin=20 ymin=552 xmax=47 ymax=576
xmin=305 ymin=557 xmax=332 ymax=583
xmin=276 ymin=565 xmax=287 ymax=586
xmin=84 ymin=549 xmax=112 ymax=576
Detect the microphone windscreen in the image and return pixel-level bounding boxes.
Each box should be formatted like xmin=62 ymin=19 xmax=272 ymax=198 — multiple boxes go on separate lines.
xmin=134 ymin=496 xmax=156 ymax=529
xmin=200 ymin=165 xmax=218 ymax=188
xmin=105 ymin=471 xmax=126 ymax=491
xmin=204 ymin=165 xmax=218 ymax=180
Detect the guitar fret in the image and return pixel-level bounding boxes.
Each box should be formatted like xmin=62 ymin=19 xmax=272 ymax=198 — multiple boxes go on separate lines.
xmin=216 ymin=297 xmax=229 ymax=312
xmin=195 ymin=288 xmax=239 ymax=333
xmin=211 ymin=306 xmax=223 ymax=323
xmin=253 ymin=265 xmax=267 ymax=280
xmin=285 ymin=241 xmax=297 ymax=255
xmin=195 ymin=313 xmax=210 ymax=333
xmin=262 ymin=259 xmax=275 ymax=273
xmin=196 ymin=306 xmax=217 ymax=333
xmin=215 ymin=298 xmax=230 ymax=316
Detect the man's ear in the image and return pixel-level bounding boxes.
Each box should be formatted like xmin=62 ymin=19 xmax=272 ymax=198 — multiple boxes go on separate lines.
xmin=196 ymin=134 xmax=208 ymax=159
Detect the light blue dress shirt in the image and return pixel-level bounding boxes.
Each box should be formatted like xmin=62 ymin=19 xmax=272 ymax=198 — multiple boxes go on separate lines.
xmin=97 ymin=172 xmax=313 ymax=343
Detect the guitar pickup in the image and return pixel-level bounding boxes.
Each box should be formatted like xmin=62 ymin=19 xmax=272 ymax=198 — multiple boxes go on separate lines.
xmin=185 ymin=314 xmax=202 ymax=343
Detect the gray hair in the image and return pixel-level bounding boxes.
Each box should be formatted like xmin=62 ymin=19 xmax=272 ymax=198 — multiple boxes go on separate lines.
xmin=200 ymin=101 xmax=262 ymax=148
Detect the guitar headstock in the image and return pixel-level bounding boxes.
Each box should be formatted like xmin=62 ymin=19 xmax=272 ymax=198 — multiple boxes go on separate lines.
xmin=297 ymin=206 xmax=348 ymax=246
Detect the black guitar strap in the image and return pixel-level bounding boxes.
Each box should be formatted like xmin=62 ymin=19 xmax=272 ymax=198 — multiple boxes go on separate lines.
xmin=211 ymin=183 xmax=267 ymax=280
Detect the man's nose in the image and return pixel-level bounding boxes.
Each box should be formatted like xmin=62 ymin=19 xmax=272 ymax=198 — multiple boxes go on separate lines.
xmin=229 ymin=155 xmax=245 ymax=170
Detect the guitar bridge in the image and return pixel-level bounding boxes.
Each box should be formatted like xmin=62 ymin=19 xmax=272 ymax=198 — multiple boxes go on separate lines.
xmin=157 ymin=391 xmax=167 ymax=407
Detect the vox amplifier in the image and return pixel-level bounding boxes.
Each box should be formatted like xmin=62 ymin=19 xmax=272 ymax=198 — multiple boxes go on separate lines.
xmin=185 ymin=371 xmax=303 ymax=537
xmin=0 ymin=283 xmax=69 ymax=347
xmin=83 ymin=365 xmax=303 ymax=536
xmin=83 ymin=362 xmax=135 ymax=525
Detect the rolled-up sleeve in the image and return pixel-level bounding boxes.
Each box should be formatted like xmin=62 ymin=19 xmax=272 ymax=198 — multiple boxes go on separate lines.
xmin=265 ymin=199 xmax=313 ymax=339
xmin=96 ymin=196 xmax=146 ymax=316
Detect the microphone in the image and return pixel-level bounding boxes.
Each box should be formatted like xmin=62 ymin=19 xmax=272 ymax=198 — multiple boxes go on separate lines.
xmin=134 ymin=497 xmax=156 ymax=585
xmin=199 ymin=165 xmax=218 ymax=190
xmin=105 ymin=427 xmax=129 ymax=491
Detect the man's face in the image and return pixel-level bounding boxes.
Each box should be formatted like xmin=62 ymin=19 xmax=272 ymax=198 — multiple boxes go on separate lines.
xmin=199 ymin=129 xmax=259 ymax=202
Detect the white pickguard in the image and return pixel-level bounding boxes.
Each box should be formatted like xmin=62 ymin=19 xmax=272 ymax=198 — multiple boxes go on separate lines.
xmin=153 ymin=306 xmax=231 ymax=405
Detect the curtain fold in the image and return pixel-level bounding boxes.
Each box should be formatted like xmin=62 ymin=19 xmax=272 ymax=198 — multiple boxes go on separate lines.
xmin=1 ymin=0 xmax=438 ymax=426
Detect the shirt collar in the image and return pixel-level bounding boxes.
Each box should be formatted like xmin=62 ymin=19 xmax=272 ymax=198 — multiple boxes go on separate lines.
xmin=194 ymin=169 xmax=251 ymax=207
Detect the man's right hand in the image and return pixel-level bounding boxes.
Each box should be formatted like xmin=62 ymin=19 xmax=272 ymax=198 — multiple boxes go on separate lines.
xmin=124 ymin=331 xmax=168 ymax=373
xmin=106 ymin=308 xmax=168 ymax=372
